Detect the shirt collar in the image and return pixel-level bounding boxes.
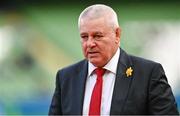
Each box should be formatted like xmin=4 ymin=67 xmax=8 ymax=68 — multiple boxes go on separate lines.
xmin=88 ymin=48 xmax=120 ymax=76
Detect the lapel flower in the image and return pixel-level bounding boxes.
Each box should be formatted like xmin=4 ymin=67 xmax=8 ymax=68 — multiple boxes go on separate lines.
xmin=126 ymin=67 xmax=133 ymax=77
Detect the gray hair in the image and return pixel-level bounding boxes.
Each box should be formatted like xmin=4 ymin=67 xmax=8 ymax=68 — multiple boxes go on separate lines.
xmin=78 ymin=4 xmax=119 ymax=29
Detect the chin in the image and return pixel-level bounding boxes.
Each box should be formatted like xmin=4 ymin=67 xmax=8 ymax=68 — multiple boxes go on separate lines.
xmin=89 ymin=59 xmax=104 ymax=67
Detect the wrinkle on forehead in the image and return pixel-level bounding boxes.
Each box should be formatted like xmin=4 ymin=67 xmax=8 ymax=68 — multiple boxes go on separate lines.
xmin=80 ymin=17 xmax=115 ymax=33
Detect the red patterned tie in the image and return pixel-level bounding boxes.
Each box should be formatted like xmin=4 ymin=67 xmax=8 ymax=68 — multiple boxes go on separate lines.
xmin=89 ymin=68 xmax=106 ymax=115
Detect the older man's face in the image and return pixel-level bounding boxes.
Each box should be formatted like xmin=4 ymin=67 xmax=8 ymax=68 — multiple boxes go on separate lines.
xmin=79 ymin=17 xmax=120 ymax=67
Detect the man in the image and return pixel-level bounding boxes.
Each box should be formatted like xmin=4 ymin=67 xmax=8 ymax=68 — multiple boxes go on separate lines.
xmin=49 ymin=4 xmax=179 ymax=115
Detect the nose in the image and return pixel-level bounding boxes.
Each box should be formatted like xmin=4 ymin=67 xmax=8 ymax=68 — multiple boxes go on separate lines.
xmin=87 ymin=38 xmax=96 ymax=48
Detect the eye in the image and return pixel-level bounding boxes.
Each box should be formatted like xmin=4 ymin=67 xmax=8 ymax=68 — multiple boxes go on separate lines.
xmin=94 ymin=34 xmax=103 ymax=41
xmin=81 ymin=35 xmax=88 ymax=42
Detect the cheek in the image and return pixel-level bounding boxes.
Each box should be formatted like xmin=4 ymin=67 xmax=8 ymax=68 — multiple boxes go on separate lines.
xmin=82 ymin=44 xmax=88 ymax=57
xmin=101 ymin=42 xmax=115 ymax=57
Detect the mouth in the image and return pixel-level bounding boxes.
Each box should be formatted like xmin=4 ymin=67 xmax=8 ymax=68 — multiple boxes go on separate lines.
xmin=87 ymin=51 xmax=99 ymax=57
xmin=88 ymin=51 xmax=99 ymax=54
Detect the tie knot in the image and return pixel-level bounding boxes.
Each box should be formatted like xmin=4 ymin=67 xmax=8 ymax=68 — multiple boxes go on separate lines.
xmin=95 ymin=68 xmax=106 ymax=77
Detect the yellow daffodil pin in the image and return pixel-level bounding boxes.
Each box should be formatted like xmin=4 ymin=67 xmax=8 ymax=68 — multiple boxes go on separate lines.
xmin=126 ymin=67 xmax=133 ymax=77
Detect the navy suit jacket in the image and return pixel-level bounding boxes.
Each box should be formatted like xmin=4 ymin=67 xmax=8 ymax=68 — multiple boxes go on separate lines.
xmin=49 ymin=48 xmax=179 ymax=115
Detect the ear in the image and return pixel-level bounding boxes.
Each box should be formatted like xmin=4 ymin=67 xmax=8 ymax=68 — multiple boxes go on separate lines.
xmin=115 ymin=27 xmax=121 ymax=44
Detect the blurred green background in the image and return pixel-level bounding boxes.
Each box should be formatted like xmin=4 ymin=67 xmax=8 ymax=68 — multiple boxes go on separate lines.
xmin=0 ymin=0 xmax=180 ymax=114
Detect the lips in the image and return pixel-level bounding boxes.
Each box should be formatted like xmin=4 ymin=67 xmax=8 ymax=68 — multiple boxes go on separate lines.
xmin=88 ymin=51 xmax=99 ymax=54
xmin=87 ymin=51 xmax=100 ymax=57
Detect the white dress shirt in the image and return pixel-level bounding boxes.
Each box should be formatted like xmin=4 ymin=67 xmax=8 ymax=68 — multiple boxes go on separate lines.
xmin=83 ymin=48 xmax=120 ymax=115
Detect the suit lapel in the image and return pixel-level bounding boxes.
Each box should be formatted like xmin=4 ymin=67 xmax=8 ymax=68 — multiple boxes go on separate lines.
xmin=72 ymin=60 xmax=88 ymax=114
xmin=110 ymin=48 xmax=133 ymax=115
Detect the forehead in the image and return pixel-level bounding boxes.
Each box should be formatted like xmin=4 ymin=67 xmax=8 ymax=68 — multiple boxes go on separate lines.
xmin=79 ymin=17 xmax=111 ymax=34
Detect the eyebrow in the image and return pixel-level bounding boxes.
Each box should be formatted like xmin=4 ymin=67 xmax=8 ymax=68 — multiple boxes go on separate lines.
xmin=80 ymin=33 xmax=88 ymax=36
xmin=94 ymin=32 xmax=103 ymax=35
xmin=80 ymin=31 xmax=104 ymax=36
